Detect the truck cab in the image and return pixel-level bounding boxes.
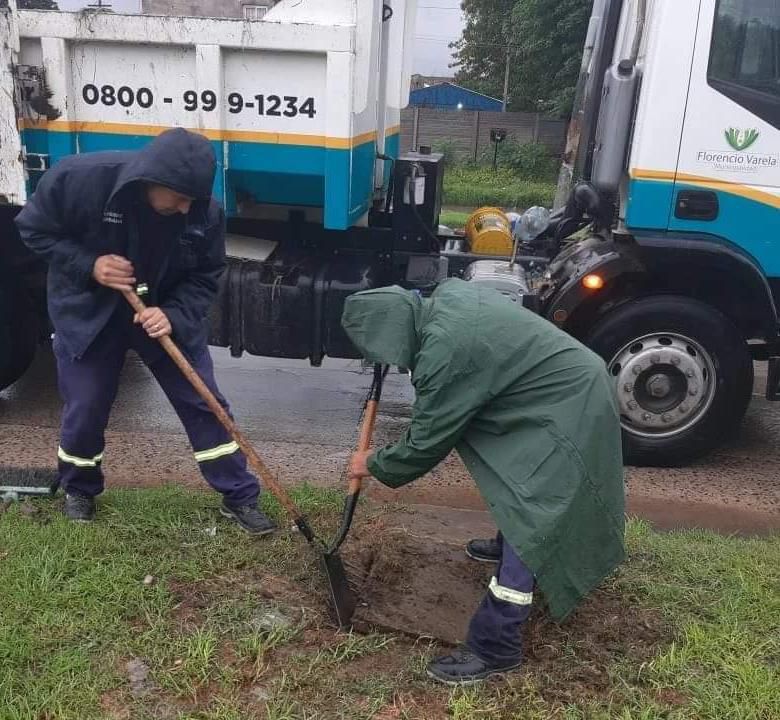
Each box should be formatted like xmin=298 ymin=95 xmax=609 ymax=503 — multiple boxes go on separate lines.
xmin=538 ymin=0 xmax=779 ymax=464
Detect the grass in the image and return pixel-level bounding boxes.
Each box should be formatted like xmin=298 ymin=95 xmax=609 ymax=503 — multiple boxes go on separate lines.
xmin=0 ymin=485 xmax=778 ymax=719
xmin=443 ymin=166 xmax=556 ymax=210
xmin=439 ymin=209 xmax=470 ymax=229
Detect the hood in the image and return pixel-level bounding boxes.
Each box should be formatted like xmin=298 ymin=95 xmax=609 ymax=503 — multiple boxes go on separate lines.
xmin=341 ymin=286 xmax=424 ymax=370
xmin=111 ymin=127 xmax=216 ymax=201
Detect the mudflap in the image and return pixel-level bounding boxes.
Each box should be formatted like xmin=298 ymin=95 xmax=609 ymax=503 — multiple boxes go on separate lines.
xmin=766 ymin=358 xmax=780 ymax=401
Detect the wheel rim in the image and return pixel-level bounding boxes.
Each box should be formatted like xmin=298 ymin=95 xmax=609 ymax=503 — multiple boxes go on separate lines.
xmin=608 ymin=332 xmax=717 ymax=439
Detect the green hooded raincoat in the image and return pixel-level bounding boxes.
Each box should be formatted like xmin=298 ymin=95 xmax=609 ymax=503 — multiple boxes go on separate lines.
xmin=341 ymin=280 xmax=626 ymax=620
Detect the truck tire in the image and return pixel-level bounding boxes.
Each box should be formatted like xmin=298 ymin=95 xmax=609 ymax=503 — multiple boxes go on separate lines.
xmin=0 ymin=276 xmax=38 ymax=392
xmin=585 ymin=295 xmax=753 ymax=467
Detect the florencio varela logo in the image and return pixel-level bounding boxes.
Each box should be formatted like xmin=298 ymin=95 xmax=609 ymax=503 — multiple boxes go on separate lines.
xmin=724 ymin=127 xmax=760 ymax=151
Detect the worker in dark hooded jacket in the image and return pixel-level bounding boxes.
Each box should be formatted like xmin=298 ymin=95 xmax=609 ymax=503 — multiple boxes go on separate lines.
xmin=343 ymin=280 xmax=625 ymax=685
xmin=15 ymin=128 xmax=276 ymax=534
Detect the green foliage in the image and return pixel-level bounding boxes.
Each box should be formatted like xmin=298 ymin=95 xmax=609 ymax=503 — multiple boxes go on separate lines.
xmin=432 ymin=139 xmax=464 ymax=166
xmin=453 ymin=0 xmax=594 ymax=117
xmin=439 ymin=209 xmax=471 ymax=229
xmin=451 ymin=0 xmax=516 ymax=103
xmin=443 ymin=165 xmax=556 ymax=209
xmin=493 ymin=141 xmax=560 ymax=180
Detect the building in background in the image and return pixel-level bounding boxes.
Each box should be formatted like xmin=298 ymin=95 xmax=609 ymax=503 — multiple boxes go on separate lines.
xmin=409 ymin=82 xmax=502 ymax=112
xmin=410 ymin=74 xmax=454 ymax=91
xmin=141 ymin=0 xmax=277 ymax=19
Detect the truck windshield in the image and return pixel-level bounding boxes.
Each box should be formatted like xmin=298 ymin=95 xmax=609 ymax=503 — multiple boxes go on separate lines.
xmin=708 ymin=0 xmax=780 ymax=128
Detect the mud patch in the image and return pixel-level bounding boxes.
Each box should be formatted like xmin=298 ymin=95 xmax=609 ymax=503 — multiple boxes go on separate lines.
xmin=524 ymin=585 xmax=670 ymax=703
xmin=347 ymin=524 xmax=491 ymax=643
xmin=343 ymin=509 xmax=672 ymax=704
xmin=99 ymin=690 xmax=132 ymax=720
xmin=154 ymin=506 xmax=672 ymax=711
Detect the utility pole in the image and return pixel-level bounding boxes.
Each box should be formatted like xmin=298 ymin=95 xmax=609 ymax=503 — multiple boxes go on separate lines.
xmin=502 ymin=45 xmax=511 ymax=112
xmin=501 ymin=20 xmax=511 ymax=112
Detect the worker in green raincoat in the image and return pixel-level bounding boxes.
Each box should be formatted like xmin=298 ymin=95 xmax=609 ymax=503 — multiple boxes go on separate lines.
xmin=343 ymin=279 xmax=625 ymax=685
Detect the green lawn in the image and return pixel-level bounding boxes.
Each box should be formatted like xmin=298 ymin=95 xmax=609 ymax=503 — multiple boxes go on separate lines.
xmin=443 ymin=166 xmax=556 ymax=210
xmin=0 ymin=486 xmax=778 ymax=719
xmin=439 ymin=209 xmax=470 ymax=230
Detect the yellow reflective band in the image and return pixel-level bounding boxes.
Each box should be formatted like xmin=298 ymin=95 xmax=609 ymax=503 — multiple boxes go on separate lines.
xmin=136 ymin=283 xmax=149 ymax=296
xmin=58 ymin=446 xmax=104 ymax=468
xmin=488 ymin=577 xmax=533 ymax=606
xmin=193 ymin=441 xmax=240 ymax=463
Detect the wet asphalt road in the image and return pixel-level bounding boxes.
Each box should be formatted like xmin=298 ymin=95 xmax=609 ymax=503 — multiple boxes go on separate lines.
xmin=1 ymin=347 xmax=778 ymax=535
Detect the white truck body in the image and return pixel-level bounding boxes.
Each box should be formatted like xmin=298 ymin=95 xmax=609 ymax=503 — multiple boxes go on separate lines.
xmin=0 ymin=0 xmax=417 ymax=229
xmin=625 ymin=0 xmax=779 ymax=275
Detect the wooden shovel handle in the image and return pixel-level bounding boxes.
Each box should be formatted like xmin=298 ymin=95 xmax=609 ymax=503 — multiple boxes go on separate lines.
xmin=122 ymin=289 xmax=306 ymax=523
xmin=346 ymin=363 xmax=384 ymax=496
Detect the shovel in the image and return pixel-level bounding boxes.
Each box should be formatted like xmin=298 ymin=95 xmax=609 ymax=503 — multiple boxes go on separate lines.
xmin=322 ymin=362 xmax=386 ymax=625
xmin=121 ymin=288 xmax=359 ymax=626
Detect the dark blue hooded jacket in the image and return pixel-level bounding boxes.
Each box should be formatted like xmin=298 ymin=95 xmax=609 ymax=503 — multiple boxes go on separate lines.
xmin=15 ymin=128 xmax=224 ymax=358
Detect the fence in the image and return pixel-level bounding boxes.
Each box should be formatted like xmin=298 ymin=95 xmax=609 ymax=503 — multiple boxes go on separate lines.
xmin=400 ymin=107 xmax=567 ymax=163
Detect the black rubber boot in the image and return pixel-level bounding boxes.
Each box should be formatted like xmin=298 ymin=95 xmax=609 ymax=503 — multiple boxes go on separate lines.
xmin=466 ymin=537 xmax=501 ymax=563
xmin=220 ymin=501 xmax=277 ymax=536
xmin=426 ymin=648 xmax=522 ymax=685
xmin=64 ymin=492 xmax=96 ymax=523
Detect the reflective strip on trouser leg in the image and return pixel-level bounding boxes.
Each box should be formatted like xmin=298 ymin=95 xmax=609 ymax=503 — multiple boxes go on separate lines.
xmin=193 ymin=441 xmax=240 ymax=463
xmin=488 ymin=576 xmax=533 ymax=606
xmin=58 ymin=446 xmax=105 ymax=468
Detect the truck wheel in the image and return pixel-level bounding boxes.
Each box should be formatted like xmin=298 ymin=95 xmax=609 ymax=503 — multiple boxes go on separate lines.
xmin=0 ymin=278 xmax=38 ymax=392
xmin=585 ymin=295 xmax=753 ymax=467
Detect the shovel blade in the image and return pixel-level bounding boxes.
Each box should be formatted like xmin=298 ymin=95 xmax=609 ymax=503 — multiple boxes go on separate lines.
xmin=321 ymin=550 xmax=357 ymax=628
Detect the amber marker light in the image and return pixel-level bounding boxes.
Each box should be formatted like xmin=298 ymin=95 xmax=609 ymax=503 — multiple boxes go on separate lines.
xmin=582 ymin=274 xmax=605 ymax=290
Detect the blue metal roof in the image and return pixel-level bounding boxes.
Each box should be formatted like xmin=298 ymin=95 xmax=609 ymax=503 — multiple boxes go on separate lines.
xmin=409 ymin=82 xmax=503 ymax=111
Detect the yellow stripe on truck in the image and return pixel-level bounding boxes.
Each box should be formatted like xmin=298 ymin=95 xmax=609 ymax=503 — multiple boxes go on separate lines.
xmin=631 ymin=168 xmax=780 ymax=209
xmin=17 ymin=118 xmax=386 ymax=150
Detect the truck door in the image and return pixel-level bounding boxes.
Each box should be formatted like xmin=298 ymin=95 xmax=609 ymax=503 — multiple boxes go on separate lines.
xmin=670 ymin=0 xmax=780 ymax=276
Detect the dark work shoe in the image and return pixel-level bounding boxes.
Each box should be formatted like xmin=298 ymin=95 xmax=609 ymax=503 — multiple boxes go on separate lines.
xmin=220 ymin=502 xmax=277 ymax=536
xmin=64 ymin=493 xmax=96 ymax=523
xmin=466 ymin=537 xmax=501 ymax=563
xmin=426 ymin=648 xmax=521 ymax=686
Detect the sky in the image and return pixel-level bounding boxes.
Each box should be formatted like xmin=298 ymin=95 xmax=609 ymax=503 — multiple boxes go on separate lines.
xmin=412 ymin=1 xmax=464 ymax=77
xmin=54 ymin=0 xmax=465 ymax=76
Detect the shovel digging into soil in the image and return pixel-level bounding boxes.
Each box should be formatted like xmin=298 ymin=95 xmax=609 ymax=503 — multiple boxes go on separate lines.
xmin=322 ymin=363 xmax=386 ymax=625
xmin=121 ymin=288 xmax=380 ymax=628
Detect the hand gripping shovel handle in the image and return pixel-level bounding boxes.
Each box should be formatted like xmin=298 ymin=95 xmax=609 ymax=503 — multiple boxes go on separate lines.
xmin=121 ymin=289 xmax=319 ymax=543
xmin=328 ymin=363 xmax=385 ymax=553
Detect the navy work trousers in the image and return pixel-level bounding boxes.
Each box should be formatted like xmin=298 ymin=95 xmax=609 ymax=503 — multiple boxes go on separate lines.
xmin=466 ymin=533 xmax=535 ymax=664
xmin=53 ymin=314 xmax=260 ymax=507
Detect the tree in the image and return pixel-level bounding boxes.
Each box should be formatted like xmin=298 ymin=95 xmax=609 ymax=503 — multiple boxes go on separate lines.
xmin=17 ymin=0 xmax=60 ymax=9
xmin=451 ymin=0 xmax=516 ymax=105
xmin=453 ymin=0 xmax=593 ymax=117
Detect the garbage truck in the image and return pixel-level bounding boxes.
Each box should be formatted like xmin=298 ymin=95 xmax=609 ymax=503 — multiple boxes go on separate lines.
xmin=0 ymin=0 xmax=777 ymax=466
